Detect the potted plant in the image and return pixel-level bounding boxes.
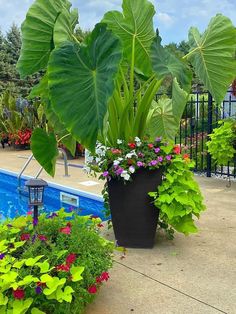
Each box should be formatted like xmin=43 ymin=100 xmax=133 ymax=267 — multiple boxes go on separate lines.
xmin=17 ymin=0 xmax=236 ymax=247
xmin=0 ymin=210 xmax=113 ymax=313
xmin=207 ymin=119 xmax=236 ymax=165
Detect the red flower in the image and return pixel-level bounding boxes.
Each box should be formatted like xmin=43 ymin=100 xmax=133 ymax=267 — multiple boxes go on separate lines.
xmin=27 ymin=211 xmax=33 ymax=215
xmin=183 ymin=153 xmax=190 ymax=160
xmin=88 ymin=285 xmax=97 ymax=294
xmin=59 ymin=226 xmax=71 ymax=234
xmin=97 ymin=223 xmax=104 ymax=228
xmin=38 ymin=235 xmax=47 ymax=241
xmin=148 ymin=143 xmax=154 ymax=149
xmin=20 ymin=234 xmax=30 ymax=241
xmin=111 ymin=149 xmax=122 ymax=155
xmin=13 ymin=288 xmax=25 ymax=299
xmin=100 ymin=272 xmax=110 ymax=282
xmin=128 ymin=143 xmax=136 ymax=149
xmin=173 ymin=145 xmax=181 ymax=154
xmin=66 ymin=253 xmax=76 ymax=265
xmin=56 ymin=264 xmax=70 ymax=272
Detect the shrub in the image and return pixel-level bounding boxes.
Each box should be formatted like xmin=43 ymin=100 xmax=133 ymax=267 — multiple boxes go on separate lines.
xmin=0 ymin=209 xmax=113 ymax=314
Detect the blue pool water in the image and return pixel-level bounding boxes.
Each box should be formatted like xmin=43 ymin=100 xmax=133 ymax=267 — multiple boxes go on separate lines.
xmin=0 ymin=170 xmax=106 ymax=221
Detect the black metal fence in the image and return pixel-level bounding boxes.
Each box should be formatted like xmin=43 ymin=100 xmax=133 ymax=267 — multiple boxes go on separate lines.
xmin=175 ymin=89 xmax=236 ymax=178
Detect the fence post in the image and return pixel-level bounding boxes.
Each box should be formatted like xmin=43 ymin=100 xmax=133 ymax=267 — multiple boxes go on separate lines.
xmin=206 ymin=92 xmax=213 ymax=177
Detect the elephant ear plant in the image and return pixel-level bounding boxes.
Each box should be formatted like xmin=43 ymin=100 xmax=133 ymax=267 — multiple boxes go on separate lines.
xmin=17 ymin=0 xmax=236 ymax=239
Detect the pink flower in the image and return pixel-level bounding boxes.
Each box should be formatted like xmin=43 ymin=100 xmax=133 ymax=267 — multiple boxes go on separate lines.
xmin=20 ymin=234 xmax=30 ymax=241
xmin=13 ymin=288 xmax=25 ymax=300
xmin=66 ymin=253 xmax=76 ymax=265
xmin=59 ymin=226 xmax=71 ymax=234
xmin=100 ymin=272 xmax=110 ymax=282
xmin=88 ymin=285 xmax=97 ymax=294
xmin=166 ymin=155 xmax=172 ymax=161
xmin=27 ymin=211 xmax=33 ymax=215
xmin=149 ymin=160 xmax=158 ymax=166
xmin=157 ymin=156 xmax=163 ymax=162
xmin=173 ymin=145 xmax=181 ymax=154
xmin=115 ymin=167 xmax=124 ymax=175
xmin=102 ymin=171 xmax=109 ymax=177
xmin=38 ymin=235 xmax=47 ymax=241
xmin=111 ymin=149 xmax=122 ymax=155
xmin=137 ymin=161 xmax=143 ymax=167
xmin=148 ymin=143 xmax=154 ymax=149
xmin=154 ymin=147 xmax=160 ymax=153
xmin=56 ymin=264 xmax=70 ymax=272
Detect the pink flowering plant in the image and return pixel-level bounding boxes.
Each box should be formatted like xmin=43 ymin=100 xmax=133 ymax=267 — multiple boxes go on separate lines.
xmin=0 ymin=209 xmax=113 ymax=313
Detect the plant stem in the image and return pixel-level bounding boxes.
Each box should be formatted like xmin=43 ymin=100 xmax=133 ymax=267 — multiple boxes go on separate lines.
xmin=129 ymin=36 xmax=136 ymax=100
xmin=57 ymin=133 xmax=70 ymax=143
xmin=182 ymin=47 xmax=199 ymax=60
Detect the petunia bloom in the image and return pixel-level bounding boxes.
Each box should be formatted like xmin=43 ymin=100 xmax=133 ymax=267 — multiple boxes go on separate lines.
xmin=148 ymin=143 xmax=154 ymax=149
xmin=38 ymin=235 xmax=47 ymax=241
xmin=35 ymin=286 xmax=42 ymax=294
xmin=166 ymin=155 xmax=172 ymax=161
xmin=100 ymin=272 xmax=110 ymax=282
xmin=66 ymin=253 xmax=76 ymax=265
xmin=102 ymin=171 xmax=109 ymax=178
xmin=20 ymin=234 xmax=30 ymax=241
xmin=173 ymin=145 xmax=181 ymax=154
xmin=128 ymin=143 xmax=136 ymax=149
xmin=88 ymin=285 xmax=97 ymax=294
xmin=154 ymin=147 xmax=160 ymax=153
xmin=56 ymin=264 xmax=70 ymax=272
xmin=137 ymin=161 xmax=144 ymax=167
xmin=13 ymin=288 xmax=25 ymax=300
xmin=0 ymin=253 xmax=5 ymax=260
xmin=59 ymin=226 xmax=71 ymax=234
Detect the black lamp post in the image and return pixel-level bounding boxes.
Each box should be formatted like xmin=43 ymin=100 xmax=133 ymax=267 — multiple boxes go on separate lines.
xmin=25 ymin=179 xmax=48 ymax=225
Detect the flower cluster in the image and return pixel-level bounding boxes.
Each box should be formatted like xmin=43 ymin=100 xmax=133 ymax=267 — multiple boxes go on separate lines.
xmin=8 ymin=128 xmax=32 ymax=146
xmin=86 ymin=138 xmax=185 ymax=182
xmin=0 ymin=209 xmax=113 ymax=313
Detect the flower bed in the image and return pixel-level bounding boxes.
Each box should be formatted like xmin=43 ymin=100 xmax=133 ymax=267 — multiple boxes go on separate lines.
xmin=0 ymin=209 xmax=113 ymax=313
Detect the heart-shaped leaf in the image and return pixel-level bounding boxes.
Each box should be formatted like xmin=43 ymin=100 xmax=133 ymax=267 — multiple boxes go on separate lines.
xmin=31 ymin=128 xmax=59 ymax=177
xmin=102 ymin=0 xmax=155 ymax=75
xmin=48 ymin=23 xmax=122 ymax=151
xmin=70 ymin=265 xmax=84 ymax=282
xmin=186 ymin=14 xmax=236 ymax=104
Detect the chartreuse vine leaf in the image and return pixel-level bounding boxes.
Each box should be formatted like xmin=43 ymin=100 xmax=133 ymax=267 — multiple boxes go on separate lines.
xmin=0 ymin=292 xmax=8 ymax=306
xmin=25 ymin=255 xmax=44 ymax=267
xmin=70 ymin=265 xmax=84 ymax=282
xmin=1 ymin=271 xmax=18 ymax=283
xmin=47 ymin=286 xmax=74 ymax=303
xmin=43 ymin=277 xmax=66 ymax=296
xmin=48 ymin=23 xmax=122 ymax=151
xmin=186 ymin=14 xmax=236 ymax=104
xmin=102 ymin=0 xmax=155 ymax=76
xmin=36 ymin=260 xmax=54 ymax=273
xmin=31 ymin=308 xmax=46 ymax=314
xmin=13 ymin=260 xmax=26 ymax=269
xmin=31 ymin=309 xmax=45 ymax=314
xmin=12 ymin=298 xmax=33 ymax=314
xmin=31 ymin=128 xmax=58 ymax=177
xmin=17 ymin=0 xmax=76 ymax=77
xmin=151 ymin=34 xmax=192 ymax=92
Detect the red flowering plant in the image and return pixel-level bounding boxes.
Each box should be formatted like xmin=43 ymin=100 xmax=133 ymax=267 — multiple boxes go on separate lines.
xmin=9 ymin=128 xmax=32 ymax=147
xmin=0 ymin=209 xmax=113 ymax=313
xmin=86 ymin=139 xmax=205 ymax=237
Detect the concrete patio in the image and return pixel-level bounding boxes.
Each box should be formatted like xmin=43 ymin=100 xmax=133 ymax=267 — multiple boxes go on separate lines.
xmin=0 ymin=147 xmax=235 ymax=314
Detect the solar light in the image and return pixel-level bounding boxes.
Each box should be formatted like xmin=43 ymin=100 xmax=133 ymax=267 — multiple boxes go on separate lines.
xmin=25 ymin=179 xmax=48 ymax=224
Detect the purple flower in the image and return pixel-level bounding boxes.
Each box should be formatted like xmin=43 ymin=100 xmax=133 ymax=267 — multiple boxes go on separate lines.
xmin=154 ymin=147 xmax=160 ymax=154
xmin=166 ymin=155 xmax=172 ymax=161
xmin=115 ymin=167 xmax=124 ymax=175
xmin=35 ymin=286 xmax=42 ymax=294
xmin=48 ymin=212 xmax=58 ymax=219
xmin=137 ymin=161 xmax=144 ymax=167
xmin=32 ymin=234 xmax=37 ymax=243
xmin=33 ymin=218 xmax=38 ymax=227
xmin=149 ymin=160 xmax=158 ymax=166
xmin=7 ymin=224 xmax=12 ymax=228
xmin=155 ymin=137 xmax=162 ymax=142
xmin=0 ymin=253 xmax=5 ymax=260
xmin=102 ymin=171 xmax=109 ymax=178
xmin=158 ymin=156 xmax=163 ymax=162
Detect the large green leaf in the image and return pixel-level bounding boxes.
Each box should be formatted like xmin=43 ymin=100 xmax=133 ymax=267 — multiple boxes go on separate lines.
xmin=17 ymin=0 xmax=76 ymax=77
xmin=147 ymin=97 xmax=176 ymax=140
xmin=102 ymin=0 xmax=155 ymax=75
xmin=147 ymin=79 xmax=188 ymax=140
xmin=151 ymin=34 xmax=192 ymax=92
xmin=186 ymin=14 xmax=236 ymax=104
xmin=30 ymin=75 xmax=76 ymax=155
xmin=31 ymin=128 xmax=58 ymax=177
xmin=48 ymin=24 xmax=122 ymax=151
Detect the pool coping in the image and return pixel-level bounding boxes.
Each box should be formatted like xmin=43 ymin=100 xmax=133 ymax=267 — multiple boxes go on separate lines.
xmin=0 ymin=168 xmax=103 ymax=203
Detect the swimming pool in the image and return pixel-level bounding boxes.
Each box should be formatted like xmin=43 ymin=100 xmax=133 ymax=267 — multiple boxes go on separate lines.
xmin=0 ymin=169 xmax=106 ymax=221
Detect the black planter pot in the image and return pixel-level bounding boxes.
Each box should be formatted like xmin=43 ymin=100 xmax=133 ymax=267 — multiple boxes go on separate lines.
xmin=107 ymin=168 xmax=163 ymax=248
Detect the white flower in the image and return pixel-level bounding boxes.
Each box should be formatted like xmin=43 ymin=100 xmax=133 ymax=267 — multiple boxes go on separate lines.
xmin=121 ymin=171 xmax=130 ymax=181
xmin=126 ymin=153 xmax=133 ymax=159
xmin=134 ymin=137 xmax=141 ymax=146
xmin=129 ymin=166 xmax=135 ymax=173
xmin=83 ymin=166 xmax=91 ymax=174
xmin=86 ymin=156 xmax=94 ymax=163
xmin=95 ymin=157 xmax=101 ymax=163
xmin=117 ymin=139 xmax=123 ymax=144
xmin=113 ymin=160 xmax=120 ymax=166
xmin=118 ymin=157 xmax=123 ymax=161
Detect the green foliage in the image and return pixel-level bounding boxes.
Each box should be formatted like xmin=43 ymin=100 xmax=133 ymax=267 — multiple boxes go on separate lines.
xmin=17 ymin=0 xmax=236 ymax=176
xmin=149 ymin=155 xmax=206 ymax=235
xmin=0 ymin=210 xmax=113 ymax=313
xmin=207 ymin=120 xmax=236 ymax=165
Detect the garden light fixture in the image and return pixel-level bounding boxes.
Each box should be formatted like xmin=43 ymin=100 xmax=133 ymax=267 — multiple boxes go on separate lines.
xmin=25 ymin=179 xmax=48 ymax=224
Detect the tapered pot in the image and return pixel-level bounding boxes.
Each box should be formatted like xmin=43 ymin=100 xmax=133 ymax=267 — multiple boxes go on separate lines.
xmin=107 ymin=168 xmax=163 ymax=248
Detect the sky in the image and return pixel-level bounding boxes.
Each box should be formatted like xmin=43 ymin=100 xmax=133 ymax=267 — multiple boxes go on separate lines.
xmin=0 ymin=0 xmax=236 ymax=44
